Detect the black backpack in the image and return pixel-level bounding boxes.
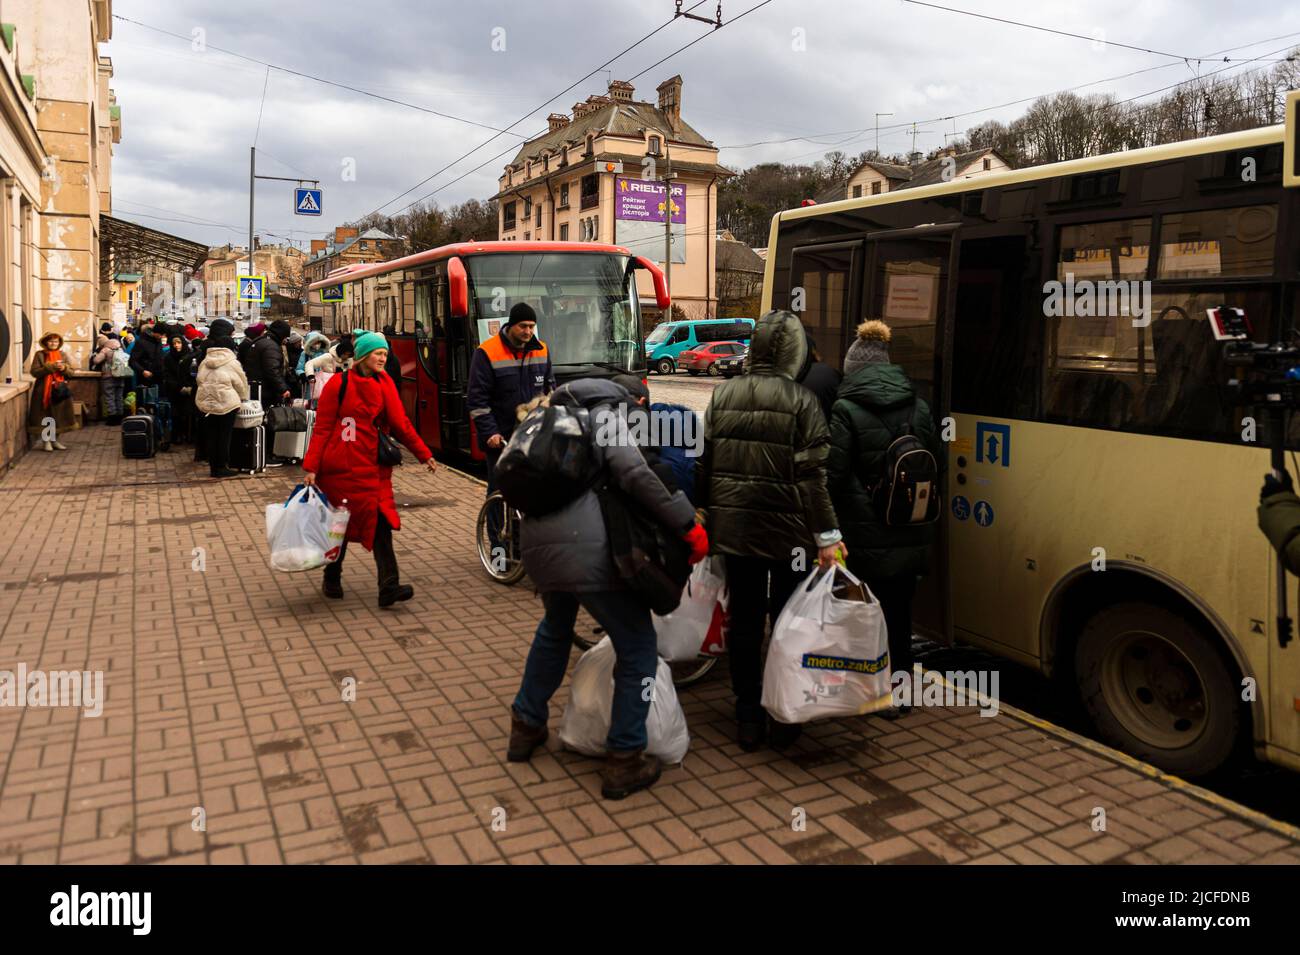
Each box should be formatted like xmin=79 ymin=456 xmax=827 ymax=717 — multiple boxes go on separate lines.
xmin=496 ymin=392 xmax=596 ymax=517
xmin=868 ymin=402 xmax=940 ymax=526
xmin=597 ymin=481 xmax=691 ymax=615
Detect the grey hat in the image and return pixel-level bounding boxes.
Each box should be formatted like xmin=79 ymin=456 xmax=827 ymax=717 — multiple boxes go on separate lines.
xmin=843 ymin=320 xmax=892 ymax=377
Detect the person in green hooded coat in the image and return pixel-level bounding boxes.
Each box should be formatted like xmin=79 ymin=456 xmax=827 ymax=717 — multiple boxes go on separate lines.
xmin=827 ymin=320 xmax=941 ymax=712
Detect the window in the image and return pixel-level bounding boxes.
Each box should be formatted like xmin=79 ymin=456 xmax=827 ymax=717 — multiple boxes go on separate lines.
xmin=580 ymin=173 xmax=599 ymax=210
xmin=791 ymin=244 xmax=856 ymax=364
xmin=559 ymin=223 xmax=569 ymax=241
xmin=852 ymin=185 xmax=862 ymax=198
xmin=524 ymin=197 xmax=532 ymax=218
xmin=1058 ymin=217 xmax=1152 ymax=283
xmin=503 ymin=201 xmax=517 ymax=231
xmin=585 ymin=134 xmax=594 ymax=157
xmin=982 ymin=157 xmax=992 ymax=171
xmin=1156 ymin=205 xmax=1276 ymax=279
xmin=871 ymin=182 xmax=882 ymax=196
xmin=669 ymin=325 xmax=688 ymax=345
xmin=524 ymin=231 xmax=531 ymax=241
xmin=648 ymin=135 xmax=662 ymax=156
xmin=559 ymin=183 xmax=570 ymax=208
xmin=536 ymin=204 xmax=542 ymax=227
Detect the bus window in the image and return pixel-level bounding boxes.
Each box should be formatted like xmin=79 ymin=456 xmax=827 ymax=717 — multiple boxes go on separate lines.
xmin=1045 ymin=287 xmax=1272 ymax=441
xmin=791 ymin=244 xmax=857 ymax=368
xmin=1058 ymin=218 xmax=1152 ymax=282
xmin=1156 ymin=205 xmax=1277 ymax=279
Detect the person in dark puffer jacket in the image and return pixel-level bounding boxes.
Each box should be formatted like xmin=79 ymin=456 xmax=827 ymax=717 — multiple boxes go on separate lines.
xmin=827 ymin=320 xmax=940 ymax=713
xmin=695 ymin=309 xmax=845 ymax=752
xmin=508 ymin=377 xmax=706 ymax=801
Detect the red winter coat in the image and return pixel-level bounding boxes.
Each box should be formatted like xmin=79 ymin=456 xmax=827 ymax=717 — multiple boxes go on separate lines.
xmin=303 ymin=369 xmax=432 ymax=550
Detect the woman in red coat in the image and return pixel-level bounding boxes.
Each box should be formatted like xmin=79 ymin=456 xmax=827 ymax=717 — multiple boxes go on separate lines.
xmin=303 ymin=331 xmax=437 ymax=607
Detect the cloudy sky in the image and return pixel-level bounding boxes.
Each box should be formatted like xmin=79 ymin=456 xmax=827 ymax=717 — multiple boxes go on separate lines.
xmin=107 ymin=0 xmax=1300 ymax=250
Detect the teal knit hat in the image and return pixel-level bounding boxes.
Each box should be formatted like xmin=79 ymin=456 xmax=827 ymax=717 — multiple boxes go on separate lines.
xmin=352 ymin=330 xmax=389 ymax=361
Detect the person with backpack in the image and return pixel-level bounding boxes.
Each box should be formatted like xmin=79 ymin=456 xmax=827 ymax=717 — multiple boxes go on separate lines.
xmin=91 ymin=327 xmax=128 ymax=425
xmin=506 ymin=378 xmax=707 ymax=800
xmin=302 ymin=331 xmax=437 ymax=607
xmin=827 ymin=320 xmax=941 ymax=715
xmin=696 ymin=310 xmax=845 ymax=752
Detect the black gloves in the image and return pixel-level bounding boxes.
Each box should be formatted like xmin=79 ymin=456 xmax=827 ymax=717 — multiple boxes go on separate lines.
xmin=1262 ymin=470 xmax=1294 ymax=500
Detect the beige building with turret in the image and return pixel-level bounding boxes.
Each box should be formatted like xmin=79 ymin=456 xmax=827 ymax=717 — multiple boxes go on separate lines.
xmin=494 ymin=76 xmax=731 ymax=323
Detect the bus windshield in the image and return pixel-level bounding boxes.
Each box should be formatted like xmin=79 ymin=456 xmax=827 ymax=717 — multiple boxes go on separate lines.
xmin=465 ymin=252 xmax=644 ymax=373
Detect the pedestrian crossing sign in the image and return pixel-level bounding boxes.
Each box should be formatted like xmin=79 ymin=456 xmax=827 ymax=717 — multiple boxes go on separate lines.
xmin=294 ymin=187 xmax=323 ymax=216
xmin=320 ymin=283 xmax=345 ymax=304
xmin=238 ymin=276 xmax=266 ymax=302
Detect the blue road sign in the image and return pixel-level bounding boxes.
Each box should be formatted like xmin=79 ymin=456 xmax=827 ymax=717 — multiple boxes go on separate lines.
xmin=975 ymin=422 xmax=1011 ymax=467
xmin=295 ymin=187 xmax=323 ymax=216
xmin=237 ymin=276 xmax=265 ymax=302
xmin=974 ymin=500 xmax=995 ymax=527
xmin=952 ymin=495 xmax=971 ymax=521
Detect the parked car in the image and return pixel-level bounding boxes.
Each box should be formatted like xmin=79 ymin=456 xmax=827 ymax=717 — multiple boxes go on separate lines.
xmin=715 ymin=348 xmax=747 ymax=378
xmin=645 ymin=318 xmax=756 ymax=375
xmin=678 ymin=341 xmax=747 ymax=376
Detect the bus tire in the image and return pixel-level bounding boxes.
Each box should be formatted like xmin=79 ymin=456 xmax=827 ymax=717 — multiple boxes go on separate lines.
xmin=655 ymin=357 xmax=675 ymax=376
xmin=1074 ymin=602 xmax=1240 ymax=778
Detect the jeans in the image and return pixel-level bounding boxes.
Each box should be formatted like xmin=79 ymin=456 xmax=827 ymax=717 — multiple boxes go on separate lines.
xmin=857 ymin=571 xmax=918 ymax=683
xmin=325 ymin=513 xmax=399 ymax=590
xmin=724 ymin=555 xmax=804 ymax=723
xmin=206 ymin=410 xmax=237 ymax=475
xmin=101 ymin=376 xmax=126 ymax=417
xmin=513 ymin=590 xmax=658 ymax=753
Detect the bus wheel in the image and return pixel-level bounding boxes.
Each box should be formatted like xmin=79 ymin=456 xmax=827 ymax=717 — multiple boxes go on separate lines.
xmin=655 ymin=358 xmax=675 ymax=376
xmin=1075 ymin=602 xmax=1239 ymax=777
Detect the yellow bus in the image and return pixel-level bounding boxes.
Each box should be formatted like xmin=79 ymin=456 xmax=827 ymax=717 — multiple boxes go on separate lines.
xmin=761 ymin=109 xmax=1300 ymax=777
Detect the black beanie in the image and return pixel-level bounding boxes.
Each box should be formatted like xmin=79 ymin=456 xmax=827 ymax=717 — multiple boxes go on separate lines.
xmin=269 ymin=319 xmax=292 ymax=342
xmin=505 ymin=302 xmax=537 ymax=329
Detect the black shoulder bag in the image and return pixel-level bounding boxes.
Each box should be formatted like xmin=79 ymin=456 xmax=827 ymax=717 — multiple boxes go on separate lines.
xmin=337 ymin=370 xmax=403 ymax=467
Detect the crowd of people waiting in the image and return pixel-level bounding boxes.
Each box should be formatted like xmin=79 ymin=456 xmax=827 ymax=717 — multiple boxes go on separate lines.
xmin=33 ymin=314 xmax=371 ymax=478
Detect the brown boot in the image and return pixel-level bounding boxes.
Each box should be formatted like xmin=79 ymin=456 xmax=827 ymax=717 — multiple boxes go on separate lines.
xmin=600 ymin=750 xmax=661 ymax=800
xmin=506 ymin=709 xmax=548 ymax=762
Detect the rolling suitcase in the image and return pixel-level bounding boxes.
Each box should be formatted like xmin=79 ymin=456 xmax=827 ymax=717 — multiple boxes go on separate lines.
xmin=122 ymin=414 xmax=156 ymax=459
xmin=230 ymin=424 xmax=267 ymax=473
xmin=272 ymin=409 xmax=314 ymax=463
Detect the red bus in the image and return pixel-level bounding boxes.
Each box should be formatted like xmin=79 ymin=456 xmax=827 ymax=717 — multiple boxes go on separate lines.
xmin=307 ymin=241 xmax=669 ymax=463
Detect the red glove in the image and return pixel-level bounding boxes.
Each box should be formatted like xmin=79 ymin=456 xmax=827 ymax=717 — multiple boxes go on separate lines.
xmin=683 ymin=524 xmax=709 ymax=565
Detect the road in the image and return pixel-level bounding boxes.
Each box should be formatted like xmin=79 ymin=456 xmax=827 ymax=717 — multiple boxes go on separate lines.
xmin=645 ymin=370 xmax=724 ymax=416
xmin=643 ymin=368 xmax=1300 ymax=826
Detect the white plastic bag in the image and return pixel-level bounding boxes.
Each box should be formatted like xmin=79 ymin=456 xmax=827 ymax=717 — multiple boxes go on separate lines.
xmin=653 ymin=556 xmax=727 ymax=661
xmin=558 ymin=637 xmax=690 ymax=763
xmin=265 ymin=484 xmax=350 ymax=572
xmin=761 ymin=566 xmax=892 ymax=724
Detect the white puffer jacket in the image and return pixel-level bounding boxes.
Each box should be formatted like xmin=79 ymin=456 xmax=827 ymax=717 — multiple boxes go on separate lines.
xmin=195 ymin=347 xmax=250 ymax=415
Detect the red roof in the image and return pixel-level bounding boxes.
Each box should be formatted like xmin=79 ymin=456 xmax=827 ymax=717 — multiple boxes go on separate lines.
xmin=308 ymin=240 xmax=633 ymax=292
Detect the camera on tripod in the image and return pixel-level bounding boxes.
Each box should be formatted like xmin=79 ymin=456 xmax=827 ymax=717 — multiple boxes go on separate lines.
xmin=1213 ymin=306 xmax=1300 ymax=411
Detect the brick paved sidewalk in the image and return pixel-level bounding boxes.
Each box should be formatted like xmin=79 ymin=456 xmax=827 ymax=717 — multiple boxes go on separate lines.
xmin=0 ymin=425 xmax=1298 ymax=865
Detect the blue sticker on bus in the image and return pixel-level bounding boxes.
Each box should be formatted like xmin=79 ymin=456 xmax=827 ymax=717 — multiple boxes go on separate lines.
xmin=974 ymin=500 xmax=994 ymax=527
xmin=975 ymin=422 xmax=1011 ymax=467
xmin=952 ymin=495 xmax=970 ymax=521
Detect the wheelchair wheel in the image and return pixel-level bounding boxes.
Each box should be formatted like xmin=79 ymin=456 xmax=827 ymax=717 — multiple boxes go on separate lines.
xmin=476 ymin=492 xmax=526 ymax=585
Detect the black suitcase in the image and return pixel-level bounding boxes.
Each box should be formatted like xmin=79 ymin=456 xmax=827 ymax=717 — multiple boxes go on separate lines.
xmin=122 ymin=414 xmax=156 ymax=459
xmin=230 ymin=424 xmax=266 ymax=473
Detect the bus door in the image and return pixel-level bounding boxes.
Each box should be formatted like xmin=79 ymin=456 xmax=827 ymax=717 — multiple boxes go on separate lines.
xmin=861 ymin=223 xmax=960 ymax=645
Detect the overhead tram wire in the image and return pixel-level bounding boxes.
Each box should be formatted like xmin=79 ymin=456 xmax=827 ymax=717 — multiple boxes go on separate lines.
xmin=719 ymin=29 xmax=1300 ymax=153
xmin=111 ymin=14 xmax=531 ymax=138
xmin=374 ymin=0 xmax=779 ymax=223
xmin=356 ymin=0 xmax=720 ymax=223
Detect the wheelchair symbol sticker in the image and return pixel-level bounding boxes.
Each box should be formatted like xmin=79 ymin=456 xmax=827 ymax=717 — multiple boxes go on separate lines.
xmin=952 ymin=495 xmax=971 ymax=521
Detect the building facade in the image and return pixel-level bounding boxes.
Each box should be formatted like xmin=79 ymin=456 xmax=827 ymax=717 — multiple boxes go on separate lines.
xmin=202 ymin=241 xmax=306 ymax=322
xmin=302 ymin=226 xmax=405 ymax=327
xmin=9 ymin=0 xmax=117 ymax=369
xmin=0 ymin=11 xmax=48 ymax=469
xmin=494 ymin=76 xmax=731 ymax=322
